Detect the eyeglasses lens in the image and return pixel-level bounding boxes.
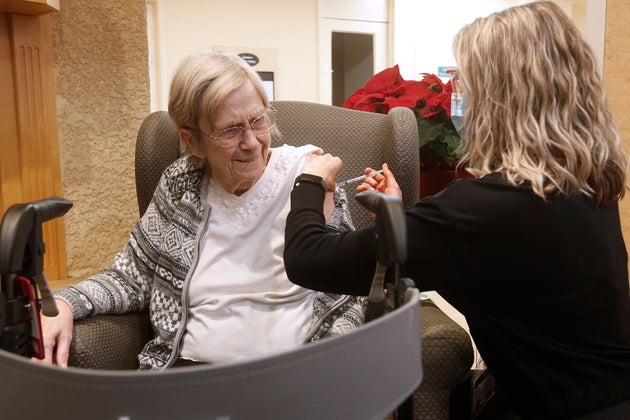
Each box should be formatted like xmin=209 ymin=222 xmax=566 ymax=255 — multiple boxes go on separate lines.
xmin=214 ymin=109 xmax=276 ymax=147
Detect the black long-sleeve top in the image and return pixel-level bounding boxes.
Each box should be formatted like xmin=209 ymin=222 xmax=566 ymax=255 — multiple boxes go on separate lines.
xmin=284 ymin=173 xmax=630 ymax=419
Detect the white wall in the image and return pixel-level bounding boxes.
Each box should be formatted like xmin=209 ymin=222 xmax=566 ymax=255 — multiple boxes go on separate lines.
xmin=392 ymin=0 xmax=517 ymax=80
xmin=149 ymin=0 xmax=606 ymax=107
xmin=392 ymin=0 xmax=604 ymax=81
xmin=149 ymin=0 xmax=320 ymax=110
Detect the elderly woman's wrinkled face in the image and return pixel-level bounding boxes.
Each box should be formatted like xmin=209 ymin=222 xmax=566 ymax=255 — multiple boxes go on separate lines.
xmin=191 ymin=80 xmax=271 ymax=195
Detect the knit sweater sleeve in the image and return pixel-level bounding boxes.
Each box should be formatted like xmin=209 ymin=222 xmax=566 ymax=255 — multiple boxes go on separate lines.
xmin=54 ymin=189 xmax=167 ymax=319
xmin=54 ymin=157 xmax=201 ymax=319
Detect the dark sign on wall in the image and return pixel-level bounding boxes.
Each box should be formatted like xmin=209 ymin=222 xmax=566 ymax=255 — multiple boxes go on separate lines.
xmin=238 ymin=53 xmax=259 ymax=66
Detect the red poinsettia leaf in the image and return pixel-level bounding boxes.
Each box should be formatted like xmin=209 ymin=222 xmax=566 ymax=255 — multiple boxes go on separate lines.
xmin=362 ymin=102 xmax=386 ymax=113
xmin=343 ymin=88 xmax=385 ymax=108
xmin=418 ymin=107 xmax=442 ymax=119
xmin=341 ymin=86 xmax=371 ymax=107
xmin=349 ymin=94 xmax=387 ymax=112
xmin=420 ymin=73 xmax=446 ymax=91
xmin=341 ymin=94 xmax=363 ymax=109
xmin=439 ymin=94 xmax=452 ymax=115
xmin=392 ymin=82 xmax=427 ymax=108
xmin=341 ymin=66 xmax=465 ymax=170
xmin=382 ymin=96 xmax=409 ymax=113
xmin=362 ymin=65 xmax=404 ymax=94
xmin=443 ymin=79 xmax=453 ymax=95
xmin=426 ymin=92 xmax=451 ymax=113
xmin=406 ymin=80 xmax=433 ymax=99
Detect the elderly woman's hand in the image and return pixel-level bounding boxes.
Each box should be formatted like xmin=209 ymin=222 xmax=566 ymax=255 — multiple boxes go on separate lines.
xmin=302 ymin=153 xmax=343 ymax=191
xmin=32 ymin=299 xmax=74 ymax=367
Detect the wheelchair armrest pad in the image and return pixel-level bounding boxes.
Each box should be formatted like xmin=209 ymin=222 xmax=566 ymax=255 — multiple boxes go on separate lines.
xmin=68 ymin=311 xmax=152 ymax=370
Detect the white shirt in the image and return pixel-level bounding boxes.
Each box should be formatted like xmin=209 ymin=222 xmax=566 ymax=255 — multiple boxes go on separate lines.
xmin=180 ymin=144 xmax=321 ymax=365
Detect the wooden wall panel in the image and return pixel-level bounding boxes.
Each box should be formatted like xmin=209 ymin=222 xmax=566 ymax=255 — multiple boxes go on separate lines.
xmin=0 ymin=12 xmax=20 ymax=214
xmin=0 ymin=12 xmax=67 ymax=280
xmin=604 ymin=0 xmax=630 ymax=279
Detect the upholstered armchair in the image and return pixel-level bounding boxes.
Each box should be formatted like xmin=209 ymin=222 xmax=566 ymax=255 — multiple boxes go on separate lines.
xmin=69 ymin=102 xmax=475 ymax=419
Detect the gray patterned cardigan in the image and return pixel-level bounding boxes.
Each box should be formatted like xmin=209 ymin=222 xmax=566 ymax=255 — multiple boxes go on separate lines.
xmin=55 ymin=153 xmax=366 ymax=370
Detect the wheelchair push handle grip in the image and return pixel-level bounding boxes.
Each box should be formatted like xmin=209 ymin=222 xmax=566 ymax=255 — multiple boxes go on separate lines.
xmin=0 ymin=196 xmax=72 ymax=302
xmin=30 ymin=196 xmax=73 ymax=223
xmin=355 ymin=190 xmax=407 ymax=265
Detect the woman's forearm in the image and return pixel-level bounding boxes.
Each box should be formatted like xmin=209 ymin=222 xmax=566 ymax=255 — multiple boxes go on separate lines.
xmin=285 ymin=181 xmax=375 ymax=296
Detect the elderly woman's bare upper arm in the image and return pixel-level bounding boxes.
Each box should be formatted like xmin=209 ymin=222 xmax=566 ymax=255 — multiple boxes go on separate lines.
xmin=323 ymin=191 xmax=334 ymax=222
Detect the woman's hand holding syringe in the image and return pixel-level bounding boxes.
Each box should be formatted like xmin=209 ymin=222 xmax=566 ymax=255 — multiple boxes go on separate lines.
xmin=354 ymin=164 xmax=402 ymax=200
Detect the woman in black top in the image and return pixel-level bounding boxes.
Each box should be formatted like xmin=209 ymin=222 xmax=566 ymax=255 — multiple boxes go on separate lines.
xmin=284 ymin=2 xmax=630 ymax=419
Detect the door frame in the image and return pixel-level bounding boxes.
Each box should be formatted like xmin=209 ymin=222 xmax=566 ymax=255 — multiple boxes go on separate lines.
xmin=318 ymin=18 xmax=388 ymax=105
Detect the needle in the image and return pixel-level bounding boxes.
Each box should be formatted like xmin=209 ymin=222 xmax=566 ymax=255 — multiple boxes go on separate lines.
xmin=337 ymin=169 xmax=384 ymax=187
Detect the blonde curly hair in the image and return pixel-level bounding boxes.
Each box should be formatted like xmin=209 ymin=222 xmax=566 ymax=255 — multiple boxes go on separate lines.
xmin=453 ymin=1 xmax=628 ymax=205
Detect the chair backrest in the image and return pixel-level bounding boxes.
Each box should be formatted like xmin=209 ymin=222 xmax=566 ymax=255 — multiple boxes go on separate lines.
xmin=134 ymin=101 xmax=420 ymax=228
xmin=271 ymin=101 xmax=419 ymax=229
xmin=134 ymin=111 xmax=182 ymax=216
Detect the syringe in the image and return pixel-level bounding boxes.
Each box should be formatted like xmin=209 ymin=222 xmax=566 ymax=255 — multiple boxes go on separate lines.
xmin=337 ymin=169 xmax=384 ymax=187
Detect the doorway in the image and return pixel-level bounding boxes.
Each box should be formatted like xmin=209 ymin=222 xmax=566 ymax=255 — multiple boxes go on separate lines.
xmin=318 ymin=11 xmax=388 ymax=105
xmin=331 ymin=32 xmax=374 ymax=106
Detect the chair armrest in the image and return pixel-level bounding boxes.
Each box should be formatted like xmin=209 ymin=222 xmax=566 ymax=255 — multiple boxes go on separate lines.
xmin=414 ymin=300 xmax=474 ymax=419
xmin=68 ymin=311 xmax=152 ymax=370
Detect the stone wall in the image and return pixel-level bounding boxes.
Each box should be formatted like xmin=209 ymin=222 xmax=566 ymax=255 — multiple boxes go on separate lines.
xmin=52 ymin=0 xmax=150 ymax=278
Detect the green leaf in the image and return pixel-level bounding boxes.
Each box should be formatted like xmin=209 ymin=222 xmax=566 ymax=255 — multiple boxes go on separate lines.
xmin=417 ymin=118 xmax=444 ymax=147
xmin=443 ymin=132 xmax=464 ymax=157
xmin=418 ymin=124 xmax=465 ymax=167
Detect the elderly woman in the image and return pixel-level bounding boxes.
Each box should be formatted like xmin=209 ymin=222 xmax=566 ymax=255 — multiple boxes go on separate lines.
xmin=40 ymin=51 xmax=365 ymax=370
xmin=284 ymin=2 xmax=630 ymax=419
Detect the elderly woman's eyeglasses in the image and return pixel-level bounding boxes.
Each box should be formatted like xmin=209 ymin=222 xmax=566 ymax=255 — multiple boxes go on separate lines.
xmin=189 ymin=106 xmax=277 ymax=148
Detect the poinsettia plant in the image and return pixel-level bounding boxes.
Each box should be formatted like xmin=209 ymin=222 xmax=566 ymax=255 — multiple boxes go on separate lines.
xmin=342 ymin=65 xmax=465 ymax=171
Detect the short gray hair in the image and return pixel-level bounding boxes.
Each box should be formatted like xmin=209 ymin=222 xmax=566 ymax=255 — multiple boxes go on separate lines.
xmin=168 ymin=51 xmax=273 ymax=154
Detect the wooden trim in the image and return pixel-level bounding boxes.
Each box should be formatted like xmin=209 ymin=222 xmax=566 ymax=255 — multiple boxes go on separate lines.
xmin=4 ymin=12 xmax=68 ymax=280
xmin=0 ymin=13 xmax=19 ymax=214
xmin=0 ymin=0 xmax=59 ymax=16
